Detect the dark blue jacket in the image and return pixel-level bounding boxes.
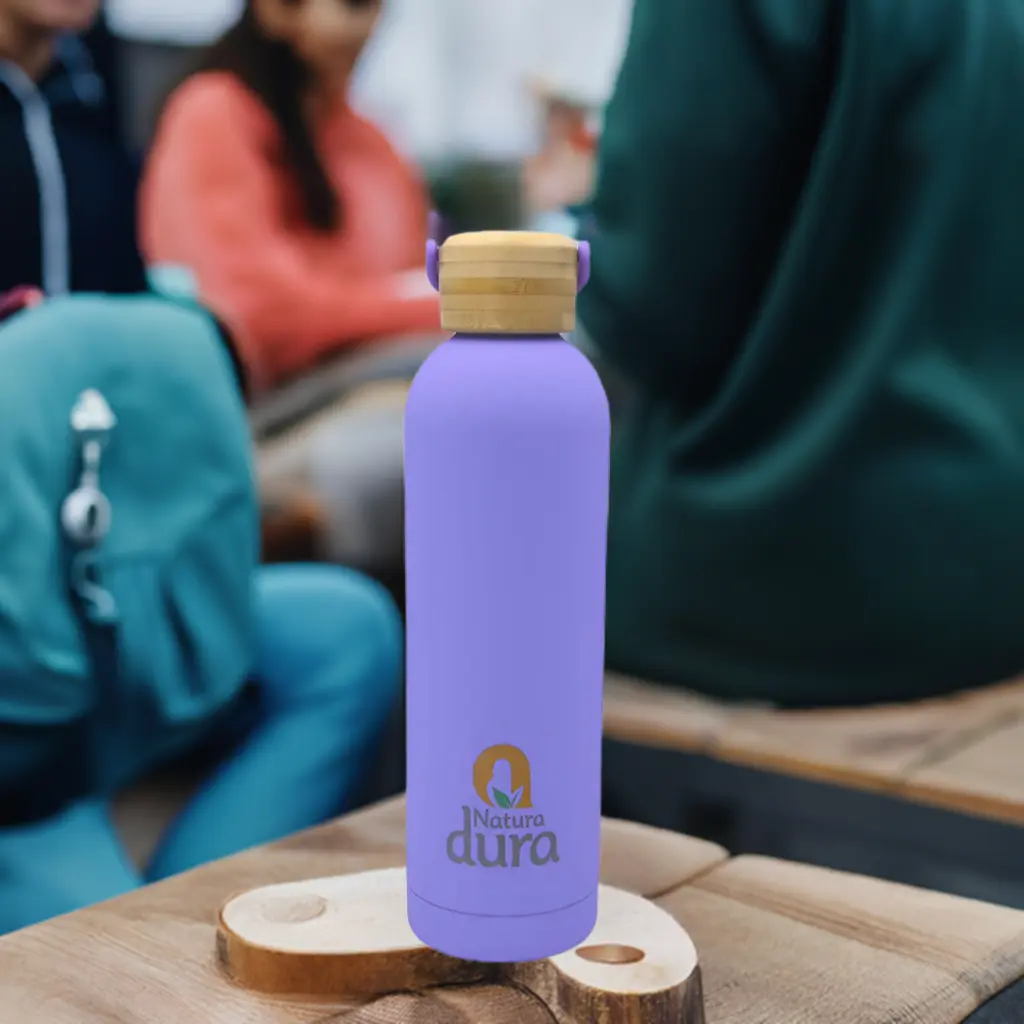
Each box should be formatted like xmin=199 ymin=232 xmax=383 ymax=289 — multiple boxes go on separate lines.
xmin=0 ymin=36 xmax=145 ymax=296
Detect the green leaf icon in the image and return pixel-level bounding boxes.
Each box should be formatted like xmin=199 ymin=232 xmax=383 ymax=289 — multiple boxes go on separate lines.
xmin=493 ymin=789 xmax=512 ymax=808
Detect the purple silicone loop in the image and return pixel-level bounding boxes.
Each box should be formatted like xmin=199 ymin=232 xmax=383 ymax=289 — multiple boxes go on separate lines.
xmin=425 ymin=210 xmax=443 ymax=291
xmin=426 ymin=239 xmax=440 ymax=291
xmin=577 ymin=241 xmax=591 ymax=292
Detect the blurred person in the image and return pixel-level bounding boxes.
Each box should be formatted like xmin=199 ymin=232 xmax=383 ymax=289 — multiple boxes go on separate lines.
xmin=79 ymin=6 xmax=124 ymax=143
xmin=0 ymin=289 xmax=402 ymax=934
xmin=0 ymin=0 xmax=145 ymax=295
xmin=580 ymin=0 xmax=1024 ymax=708
xmin=139 ymin=0 xmax=440 ymax=396
xmin=140 ymin=0 xmax=446 ymax=577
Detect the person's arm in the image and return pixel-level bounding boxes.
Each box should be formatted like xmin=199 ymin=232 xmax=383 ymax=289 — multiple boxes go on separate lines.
xmin=578 ymin=0 xmax=838 ymax=399
xmin=140 ymin=78 xmax=439 ymax=388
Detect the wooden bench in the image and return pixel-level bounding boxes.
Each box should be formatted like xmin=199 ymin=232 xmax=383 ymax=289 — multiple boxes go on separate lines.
xmin=604 ymin=672 xmax=1024 ymax=811
xmin=603 ymin=672 xmax=1024 ymax=904
xmin=3 ymin=795 xmax=1023 ymax=1023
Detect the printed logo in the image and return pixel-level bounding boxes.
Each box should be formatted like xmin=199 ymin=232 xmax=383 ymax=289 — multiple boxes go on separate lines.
xmin=447 ymin=744 xmax=559 ymax=869
xmin=473 ymin=743 xmax=532 ymax=808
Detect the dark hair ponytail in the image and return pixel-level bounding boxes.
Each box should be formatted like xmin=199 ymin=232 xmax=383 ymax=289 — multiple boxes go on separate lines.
xmin=194 ymin=3 xmax=341 ymax=232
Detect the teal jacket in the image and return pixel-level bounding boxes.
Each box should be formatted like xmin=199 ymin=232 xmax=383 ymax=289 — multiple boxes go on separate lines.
xmin=579 ymin=0 xmax=1024 ymax=706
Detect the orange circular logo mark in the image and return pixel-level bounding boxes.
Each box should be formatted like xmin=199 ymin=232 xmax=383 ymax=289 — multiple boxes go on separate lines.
xmin=473 ymin=744 xmax=532 ymax=809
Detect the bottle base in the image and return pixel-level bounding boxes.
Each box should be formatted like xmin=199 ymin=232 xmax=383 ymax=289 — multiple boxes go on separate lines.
xmin=407 ymin=887 xmax=598 ymax=963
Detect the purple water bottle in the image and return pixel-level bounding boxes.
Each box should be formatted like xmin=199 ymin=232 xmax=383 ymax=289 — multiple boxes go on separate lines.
xmin=404 ymin=231 xmax=609 ymax=963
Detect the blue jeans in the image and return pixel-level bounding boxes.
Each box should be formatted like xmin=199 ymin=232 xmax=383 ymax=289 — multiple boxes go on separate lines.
xmin=0 ymin=563 xmax=402 ymax=934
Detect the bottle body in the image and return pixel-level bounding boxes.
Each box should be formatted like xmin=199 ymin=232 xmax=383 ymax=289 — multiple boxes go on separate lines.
xmin=404 ymin=332 xmax=610 ymax=962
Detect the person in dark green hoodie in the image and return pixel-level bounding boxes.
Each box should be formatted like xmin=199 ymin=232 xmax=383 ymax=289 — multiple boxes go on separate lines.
xmin=578 ymin=0 xmax=1024 ymax=707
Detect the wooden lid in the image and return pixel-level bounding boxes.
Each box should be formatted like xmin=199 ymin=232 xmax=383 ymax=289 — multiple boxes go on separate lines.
xmin=439 ymin=231 xmax=580 ymax=335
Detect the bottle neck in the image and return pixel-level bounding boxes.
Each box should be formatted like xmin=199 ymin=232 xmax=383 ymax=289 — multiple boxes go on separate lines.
xmin=449 ymin=332 xmax=568 ymax=343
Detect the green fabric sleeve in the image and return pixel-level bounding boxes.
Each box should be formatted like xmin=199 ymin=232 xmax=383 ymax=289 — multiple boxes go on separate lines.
xmin=578 ymin=0 xmax=837 ymax=400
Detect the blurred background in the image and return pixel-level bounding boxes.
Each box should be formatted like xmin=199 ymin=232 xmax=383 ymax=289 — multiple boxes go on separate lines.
xmin=104 ymin=0 xmax=632 ymax=228
xmin=8 ymin=0 xmax=1024 ymax=941
xmin=0 ymin=0 xmax=635 ymax=891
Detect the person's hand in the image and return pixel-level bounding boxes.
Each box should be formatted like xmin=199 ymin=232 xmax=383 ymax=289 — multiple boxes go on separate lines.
xmin=393 ymin=268 xmax=438 ymax=300
xmin=523 ymin=142 xmax=596 ymax=215
xmin=0 ymin=286 xmax=44 ymax=324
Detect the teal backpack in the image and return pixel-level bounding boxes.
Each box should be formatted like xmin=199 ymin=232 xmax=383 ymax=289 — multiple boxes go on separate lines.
xmin=0 ymin=295 xmax=258 ymax=810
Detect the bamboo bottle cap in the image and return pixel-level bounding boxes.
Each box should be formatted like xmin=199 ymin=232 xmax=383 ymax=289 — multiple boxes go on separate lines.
xmin=438 ymin=231 xmax=581 ymax=335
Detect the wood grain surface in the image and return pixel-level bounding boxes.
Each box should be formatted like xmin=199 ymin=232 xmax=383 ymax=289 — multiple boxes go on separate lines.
xmin=3 ymin=796 xmax=1024 ymax=1023
xmin=218 ymin=869 xmax=705 ymax=1023
xmin=901 ymin=718 xmax=1024 ymax=824
xmin=604 ymin=671 xmax=1024 ymax=824
xmin=438 ymin=231 xmax=579 ymax=334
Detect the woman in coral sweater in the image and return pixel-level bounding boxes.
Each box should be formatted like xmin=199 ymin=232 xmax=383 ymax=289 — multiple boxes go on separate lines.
xmin=140 ymin=0 xmax=440 ymax=394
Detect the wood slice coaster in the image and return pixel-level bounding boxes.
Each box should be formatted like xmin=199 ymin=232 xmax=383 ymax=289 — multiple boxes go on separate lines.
xmin=218 ymin=867 xmax=704 ymax=1024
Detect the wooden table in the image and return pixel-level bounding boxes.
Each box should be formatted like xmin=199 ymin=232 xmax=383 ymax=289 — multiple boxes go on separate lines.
xmin=3 ymin=796 xmax=1024 ymax=1023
